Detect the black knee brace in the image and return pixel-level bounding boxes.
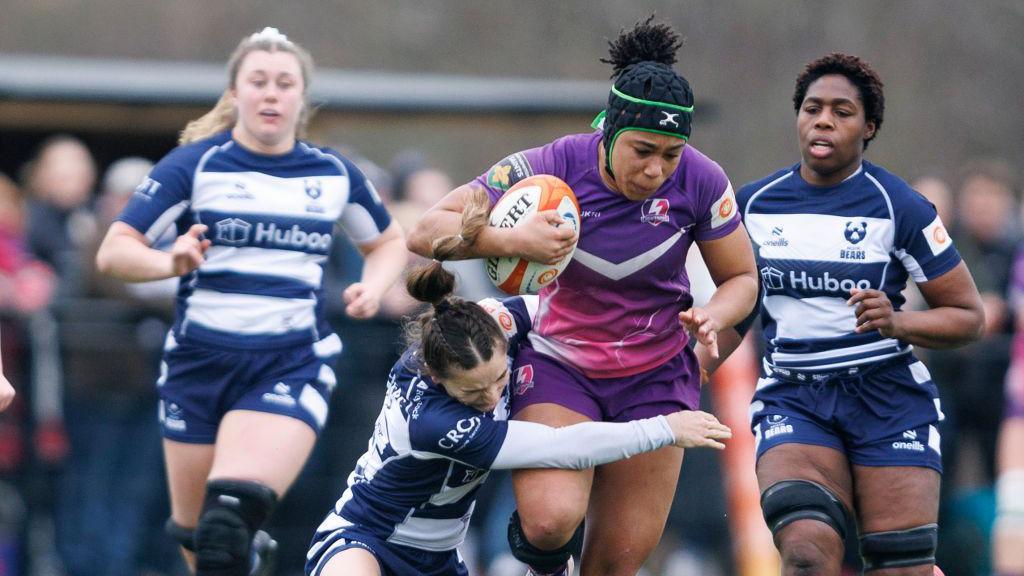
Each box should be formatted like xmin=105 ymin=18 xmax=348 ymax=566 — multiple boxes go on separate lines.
xmin=859 ymin=523 xmax=938 ymax=572
xmin=165 ymin=518 xmax=196 ymax=552
xmin=761 ymin=480 xmax=850 ymax=541
xmin=507 ymin=510 xmax=584 ymax=572
xmin=194 ymin=479 xmax=278 ymax=576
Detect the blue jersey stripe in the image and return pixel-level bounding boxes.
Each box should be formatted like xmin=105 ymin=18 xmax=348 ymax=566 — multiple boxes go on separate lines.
xmin=739 ymin=161 xmax=961 ymax=372
xmin=195 ymin=270 xmax=317 ymax=300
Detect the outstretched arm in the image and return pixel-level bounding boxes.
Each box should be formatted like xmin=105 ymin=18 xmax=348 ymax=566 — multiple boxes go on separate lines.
xmin=683 ymin=225 xmax=758 ymax=360
xmin=490 ymin=410 xmax=731 ymax=470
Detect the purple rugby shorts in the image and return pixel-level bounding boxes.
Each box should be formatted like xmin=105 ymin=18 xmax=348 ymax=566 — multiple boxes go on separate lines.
xmin=510 ymin=343 xmax=701 ymax=422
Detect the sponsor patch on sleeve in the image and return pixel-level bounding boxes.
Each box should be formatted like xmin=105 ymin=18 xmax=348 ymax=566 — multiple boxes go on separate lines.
xmin=710 ymin=182 xmax=738 ymax=229
xmin=486 ymin=152 xmax=534 ymax=191
xmin=478 ymin=298 xmax=517 ymax=339
xmin=922 ymin=215 xmax=952 ymax=256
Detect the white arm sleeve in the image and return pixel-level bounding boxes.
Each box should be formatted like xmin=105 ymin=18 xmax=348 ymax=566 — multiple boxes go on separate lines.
xmin=490 ymin=416 xmax=676 ymax=470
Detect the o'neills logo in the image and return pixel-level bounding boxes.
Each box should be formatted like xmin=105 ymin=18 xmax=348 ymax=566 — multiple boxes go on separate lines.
xmin=641 ymin=198 xmax=670 ymax=226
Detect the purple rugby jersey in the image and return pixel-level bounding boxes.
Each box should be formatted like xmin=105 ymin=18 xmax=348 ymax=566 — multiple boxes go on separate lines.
xmin=475 ymin=131 xmax=739 ymax=378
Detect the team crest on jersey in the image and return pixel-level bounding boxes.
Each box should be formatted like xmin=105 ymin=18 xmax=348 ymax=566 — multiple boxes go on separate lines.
xmin=844 ymin=221 xmax=868 ymax=244
xmin=486 ymin=153 xmax=534 ymax=191
xmin=641 ymin=198 xmax=670 ymax=226
xmin=514 ymin=365 xmax=535 ymax=396
xmin=304 ymin=179 xmax=323 ymax=200
xmin=840 ymin=221 xmax=868 ymax=260
xmin=215 ymin=217 xmax=252 ymax=246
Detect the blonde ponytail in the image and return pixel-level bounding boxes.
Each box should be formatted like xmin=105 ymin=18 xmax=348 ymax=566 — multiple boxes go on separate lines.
xmin=179 ymin=91 xmax=237 ymax=145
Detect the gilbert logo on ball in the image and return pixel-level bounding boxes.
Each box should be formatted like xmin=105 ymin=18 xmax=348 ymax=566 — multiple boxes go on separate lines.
xmin=486 ymin=175 xmax=580 ymax=295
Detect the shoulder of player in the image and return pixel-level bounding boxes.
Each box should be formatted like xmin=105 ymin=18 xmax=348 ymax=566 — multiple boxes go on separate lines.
xmin=157 ymin=131 xmax=233 ymax=170
xmin=861 ymin=161 xmax=925 ymax=210
xmin=290 ymin=141 xmax=361 ymax=177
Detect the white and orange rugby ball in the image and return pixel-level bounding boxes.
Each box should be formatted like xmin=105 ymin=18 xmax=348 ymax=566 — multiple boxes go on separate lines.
xmin=485 ymin=175 xmax=581 ymax=295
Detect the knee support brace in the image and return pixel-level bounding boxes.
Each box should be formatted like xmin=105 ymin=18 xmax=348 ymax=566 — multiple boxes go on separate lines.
xmin=194 ymin=479 xmax=278 ymax=576
xmin=507 ymin=510 xmax=584 ymax=572
xmin=761 ymin=480 xmax=850 ymax=541
xmin=859 ymin=523 xmax=938 ymax=572
xmin=165 ymin=518 xmax=196 ymax=552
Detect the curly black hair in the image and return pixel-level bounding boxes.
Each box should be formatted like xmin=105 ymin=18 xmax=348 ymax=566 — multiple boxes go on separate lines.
xmin=601 ymin=15 xmax=682 ymax=79
xmin=793 ymin=53 xmax=885 ymax=148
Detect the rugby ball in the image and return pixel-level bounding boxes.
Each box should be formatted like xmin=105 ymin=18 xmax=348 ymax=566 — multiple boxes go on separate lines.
xmin=485 ymin=175 xmax=581 ymax=295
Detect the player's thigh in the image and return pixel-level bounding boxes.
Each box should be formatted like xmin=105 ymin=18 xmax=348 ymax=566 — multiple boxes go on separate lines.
xmin=512 ymin=403 xmax=595 ymax=537
xmin=209 ymin=409 xmax=318 ymax=497
xmin=757 ymin=443 xmax=854 ymax=509
xmin=852 ymin=465 xmax=939 ymax=533
xmin=318 ymin=547 xmax=382 ymax=576
xmin=163 ymin=438 xmax=215 ymax=526
xmin=582 ymin=445 xmax=683 ymax=574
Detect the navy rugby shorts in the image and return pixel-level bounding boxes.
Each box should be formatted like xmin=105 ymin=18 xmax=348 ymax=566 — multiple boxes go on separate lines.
xmin=305 ymin=522 xmax=468 ymax=576
xmin=750 ymin=355 xmax=943 ymax=473
xmin=157 ymin=332 xmax=341 ymax=443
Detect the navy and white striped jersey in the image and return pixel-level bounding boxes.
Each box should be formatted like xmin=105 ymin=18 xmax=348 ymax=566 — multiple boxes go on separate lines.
xmin=315 ymin=296 xmax=537 ymax=552
xmin=738 ymin=161 xmax=961 ymax=372
xmin=118 ymin=132 xmax=391 ymax=349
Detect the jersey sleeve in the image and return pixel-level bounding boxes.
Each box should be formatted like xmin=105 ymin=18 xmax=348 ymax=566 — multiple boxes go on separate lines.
xmin=334 ymin=153 xmax=392 ymax=245
xmin=477 ymin=295 xmax=538 ymax=355
xmin=893 ymin=188 xmax=961 ymax=283
xmin=490 ymin=417 xmax=676 ymax=470
xmin=116 ymin=146 xmax=197 ymax=243
xmin=408 ymin=398 xmax=509 ymax=469
xmin=692 ymin=164 xmax=741 ymax=242
xmin=473 ymin=140 xmax=570 ymax=206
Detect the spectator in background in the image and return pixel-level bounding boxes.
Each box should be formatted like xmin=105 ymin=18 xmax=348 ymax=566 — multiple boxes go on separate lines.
xmin=22 ymin=136 xmax=97 ymax=297
xmin=933 ymin=161 xmax=1020 ymax=575
xmin=54 ymin=157 xmax=182 ymax=576
xmin=913 ymin=175 xmax=954 ymax=226
xmin=0 ymin=174 xmax=56 ymax=316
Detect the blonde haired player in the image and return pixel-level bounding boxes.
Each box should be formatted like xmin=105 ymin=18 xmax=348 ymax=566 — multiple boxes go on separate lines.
xmin=96 ymin=27 xmax=406 ymax=575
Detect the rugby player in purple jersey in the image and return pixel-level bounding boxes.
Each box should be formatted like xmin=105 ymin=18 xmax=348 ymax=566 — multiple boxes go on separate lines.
xmin=409 ymin=17 xmax=757 ymax=576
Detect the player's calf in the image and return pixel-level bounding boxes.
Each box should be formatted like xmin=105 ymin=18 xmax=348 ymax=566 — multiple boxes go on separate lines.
xmin=859 ymin=523 xmax=938 ymax=572
xmin=194 ymin=479 xmax=277 ymax=576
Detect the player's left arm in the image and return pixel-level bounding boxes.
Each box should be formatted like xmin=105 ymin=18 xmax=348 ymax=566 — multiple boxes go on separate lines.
xmin=344 ymin=221 xmax=407 ymax=319
xmin=685 ymin=225 xmax=758 ymax=360
xmin=848 ymin=262 xmax=984 ymax=348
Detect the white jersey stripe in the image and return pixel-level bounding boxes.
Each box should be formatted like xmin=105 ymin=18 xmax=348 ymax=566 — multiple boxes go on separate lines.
xmin=183 ymin=289 xmax=315 ymax=335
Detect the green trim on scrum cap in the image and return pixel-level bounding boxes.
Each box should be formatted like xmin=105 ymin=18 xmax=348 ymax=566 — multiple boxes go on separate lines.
xmin=611 ymin=85 xmax=694 ymax=113
xmin=590 ymin=110 xmax=606 ymax=130
xmin=605 ymin=126 xmax=690 ymax=179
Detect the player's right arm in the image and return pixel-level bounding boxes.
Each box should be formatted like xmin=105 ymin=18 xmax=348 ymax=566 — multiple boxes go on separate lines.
xmin=97 ymin=222 xmax=210 ymax=282
xmin=96 ymin=145 xmax=210 ymax=283
xmin=406 ymin=183 xmax=572 ymax=263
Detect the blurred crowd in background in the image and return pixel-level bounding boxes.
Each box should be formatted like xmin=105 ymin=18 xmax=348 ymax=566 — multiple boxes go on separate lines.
xmin=0 ymin=133 xmax=1018 ymax=576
